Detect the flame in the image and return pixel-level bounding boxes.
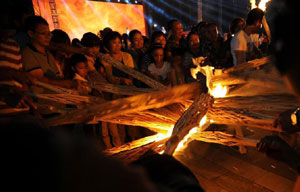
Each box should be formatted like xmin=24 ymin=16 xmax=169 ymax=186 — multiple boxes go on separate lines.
xmin=250 ymin=0 xmax=271 ymax=11
xmin=258 ymin=0 xmax=271 ymax=11
xmin=210 ymin=83 xmax=228 ymax=98
xmin=174 ymin=115 xmax=208 ymax=153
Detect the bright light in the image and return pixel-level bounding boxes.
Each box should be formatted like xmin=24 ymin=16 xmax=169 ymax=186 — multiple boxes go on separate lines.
xmin=153 ymin=23 xmax=157 ymax=27
xmin=250 ymin=0 xmax=271 ymax=11
xmin=199 ymin=115 xmax=207 ymax=127
xmin=210 ymin=83 xmax=228 ymax=98
xmin=258 ymin=0 xmax=271 ymax=11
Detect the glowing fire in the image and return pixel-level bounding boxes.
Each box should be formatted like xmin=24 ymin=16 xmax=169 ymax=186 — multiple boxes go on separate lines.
xmin=210 ymin=83 xmax=228 ymax=98
xmin=251 ymin=0 xmax=271 ymax=11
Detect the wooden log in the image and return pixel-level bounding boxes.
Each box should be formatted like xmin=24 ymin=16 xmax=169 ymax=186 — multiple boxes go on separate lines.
xmin=206 ymin=107 xmax=280 ymax=131
xmin=105 ymin=135 xmax=168 ymax=163
xmin=35 ymin=81 xmax=79 ymax=95
xmin=86 ymin=81 xmax=155 ymax=96
xmin=214 ymin=95 xmax=298 ymax=116
xmin=223 ymin=56 xmax=270 ymax=74
xmin=104 ymin=133 xmax=168 ymax=155
xmin=46 ymin=81 xmax=206 ymax=126
xmin=164 ymin=93 xmax=213 ymax=155
xmin=190 ymin=131 xmax=259 ymax=148
xmin=98 ymin=53 xmax=167 ymax=90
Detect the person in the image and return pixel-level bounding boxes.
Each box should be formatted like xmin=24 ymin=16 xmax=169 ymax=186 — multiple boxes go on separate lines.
xmin=201 ymin=23 xmax=231 ymax=69
xmin=140 ymin=31 xmax=168 ymax=74
xmin=182 ymin=31 xmax=203 ymax=83
xmin=21 ymin=15 xmax=73 ymax=88
xmin=127 ymin=29 xmax=145 ymax=71
xmin=69 ymin=54 xmax=92 ymax=95
xmin=231 ymin=8 xmax=264 ymax=67
xmin=167 ymin=20 xmax=186 ymax=85
xmin=49 ymin=29 xmax=71 ymax=78
xmin=101 ymin=31 xmax=136 ymax=146
xmin=101 ymin=31 xmax=134 ymax=85
xmin=256 ymin=1 xmax=300 ymax=191
xmin=147 ymin=43 xmax=173 ymax=86
xmin=0 ymin=9 xmax=36 ymax=117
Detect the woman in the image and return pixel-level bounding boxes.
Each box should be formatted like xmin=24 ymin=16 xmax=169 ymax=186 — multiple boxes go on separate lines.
xmin=127 ymin=29 xmax=144 ymax=70
xmin=102 ymin=31 xmax=134 ymax=85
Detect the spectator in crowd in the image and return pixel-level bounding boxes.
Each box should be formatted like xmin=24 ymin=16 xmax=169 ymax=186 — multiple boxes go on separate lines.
xmin=101 ymin=31 xmax=135 ymax=147
xmin=147 ymin=43 xmax=173 ymax=86
xmin=257 ymin=1 xmax=300 ymax=190
xmin=80 ymin=32 xmax=106 ymax=82
xmin=140 ymin=31 xmax=168 ymax=74
xmin=127 ymin=29 xmax=145 ymax=70
xmin=231 ymin=8 xmax=264 ymax=66
xmin=201 ymin=23 xmax=232 ymax=68
xmin=70 ymin=54 xmax=92 ymax=95
xmin=49 ymin=29 xmax=71 ymax=78
xmin=167 ymin=19 xmax=186 ymax=85
xmin=182 ymin=31 xmax=203 ymax=83
xmin=21 ymin=16 xmax=73 ymax=88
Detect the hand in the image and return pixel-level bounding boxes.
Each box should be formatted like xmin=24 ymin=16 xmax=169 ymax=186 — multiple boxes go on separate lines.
xmin=257 ymin=136 xmax=300 ymax=171
xmin=274 ymin=109 xmax=300 ymax=133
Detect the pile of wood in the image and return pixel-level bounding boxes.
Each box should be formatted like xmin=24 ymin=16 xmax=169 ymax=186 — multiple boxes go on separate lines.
xmin=30 ymin=49 xmax=298 ymax=162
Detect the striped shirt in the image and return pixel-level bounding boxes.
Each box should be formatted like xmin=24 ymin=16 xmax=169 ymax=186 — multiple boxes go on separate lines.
xmin=0 ymin=38 xmax=27 ymax=116
xmin=0 ymin=38 xmax=23 ymax=70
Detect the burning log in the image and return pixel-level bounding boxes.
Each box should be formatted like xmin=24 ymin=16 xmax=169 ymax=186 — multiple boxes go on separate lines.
xmin=104 ymin=134 xmax=168 ymax=163
xmin=46 ymin=81 xmax=206 ymax=126
xmin=164 ymin=93 xmax=213 ymax=155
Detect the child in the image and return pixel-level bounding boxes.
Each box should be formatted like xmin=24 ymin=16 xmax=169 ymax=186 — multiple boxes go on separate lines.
xmin=148 ymin=43 xmax=173 ymax=86
xmin=70 ymin=54 xmax=92 ymax=95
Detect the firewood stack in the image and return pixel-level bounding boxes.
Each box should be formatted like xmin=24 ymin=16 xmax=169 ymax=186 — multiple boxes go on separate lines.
xmin=29 ymin=50 xmax=298 ymax=163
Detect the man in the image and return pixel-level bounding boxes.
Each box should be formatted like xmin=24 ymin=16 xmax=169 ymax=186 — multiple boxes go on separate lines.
xmin=231 ymin=8 xmax=264 ymax=66
xmin=21 ymin=16 xmax=72 ymax=88
xmin=167 ymin=19 xmax=186 ymax=85
xmin=256 ymin=0 xmax=300 ymax=190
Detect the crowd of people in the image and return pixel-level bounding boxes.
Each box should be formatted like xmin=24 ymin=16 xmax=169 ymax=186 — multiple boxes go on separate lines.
xmin=2 ymin=1 xmax=300 ymax=191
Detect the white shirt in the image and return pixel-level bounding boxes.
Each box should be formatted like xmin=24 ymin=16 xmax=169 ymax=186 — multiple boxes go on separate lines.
xmin=148 ymin=62 xmax=172 ymax=80
xmin=231 ymin=30 xmax=255 ymax=67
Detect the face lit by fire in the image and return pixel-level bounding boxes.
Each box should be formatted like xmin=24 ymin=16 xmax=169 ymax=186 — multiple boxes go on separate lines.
xmin=132 ymin=32 xmax=144 ymax=49
xmin=30 ymin=23 xmax=52 ymax=47
xmin=188 ymin=34 xmax=200 ymax=51
xmin=73 ymin=62 xmax=88 ymax=78
xmin=109 ymin=37 xmax=122 ymax=54
xmin=154 ymin=35 xmax=166 ymax=48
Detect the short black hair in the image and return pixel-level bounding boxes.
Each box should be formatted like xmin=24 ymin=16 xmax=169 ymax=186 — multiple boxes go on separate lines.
xmin=24 ymin=15 xmax=48 ymax=32
xmin=103 ymin=31 xmax=122 ymax=50
xmin=51 ymin=29 xmax=70 ymax=45
xmin=129 ymin=29 xmax=141 ymax=43
xmin=246 ymin=8 xmax=265 ymax=26
xmin=70 ymin=54 xmax=87 ymax=67
xmin=167 ymin=19 xmax=179 ymax=31
xmin=81 ymin=32 xmax=101 ymax=48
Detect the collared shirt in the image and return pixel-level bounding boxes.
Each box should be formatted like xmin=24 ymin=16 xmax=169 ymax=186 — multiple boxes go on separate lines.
xmin=21 ymin=44 xmax=60 ymax=79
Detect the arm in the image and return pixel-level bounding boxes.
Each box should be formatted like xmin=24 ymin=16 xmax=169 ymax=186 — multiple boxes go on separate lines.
xmin=234 ymin=50 xmax=246 ymax=66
